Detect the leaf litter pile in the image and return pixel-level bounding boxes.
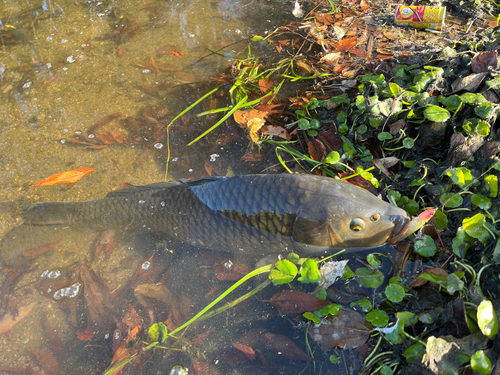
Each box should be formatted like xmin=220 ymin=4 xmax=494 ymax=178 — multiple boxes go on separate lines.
xmin=3 ymin=0 xmax=500 ymax=374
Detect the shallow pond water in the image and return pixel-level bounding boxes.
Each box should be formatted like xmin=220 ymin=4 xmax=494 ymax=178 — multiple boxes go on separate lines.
xmin=0 ymin=0 xmax=400 ymax=374
xmin=0 ymin=0 xmax=345 ymax=374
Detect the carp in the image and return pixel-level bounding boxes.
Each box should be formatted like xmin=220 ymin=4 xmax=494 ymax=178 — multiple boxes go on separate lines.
xmin=1 ymin=174 xmax=411 ymax=265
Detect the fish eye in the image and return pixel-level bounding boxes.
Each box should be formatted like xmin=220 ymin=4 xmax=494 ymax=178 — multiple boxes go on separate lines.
xmin=349 ymin=218 xmax=365 ymax=232
xmin=370 ymin=213 xmax=380 ymax=222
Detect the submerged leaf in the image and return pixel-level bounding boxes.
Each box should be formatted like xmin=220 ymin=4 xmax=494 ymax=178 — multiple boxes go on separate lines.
xmin=30 ymin=167 xmax=95 ymax=186
xmin=268 ymin=290 xmax=330 ymax=314
xmin=260 ymin=332 xmax=313 ymax=361
xmin=308 ymin=308 xmax=373 ymax=349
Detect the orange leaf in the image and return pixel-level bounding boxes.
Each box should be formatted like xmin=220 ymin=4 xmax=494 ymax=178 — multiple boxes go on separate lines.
xmin=360 ymin=0 xmax=372 ymax=9
xmin=258 ymin=78 xmax=274 ymax=94
xmin=76 ymin=329 xmax=95 ymax=341
xmin=30 ymin=167 xmax=95 ymax=186
xmin=232 ymin=342 xmax=256 ymax=360
xmin=171 ymin=50 xmax=183 ymax=58
xmin=332 ymin=37 xmax=358 ymax=52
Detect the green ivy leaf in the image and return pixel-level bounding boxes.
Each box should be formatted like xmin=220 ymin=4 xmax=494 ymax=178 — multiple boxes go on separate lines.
xmin=366 ymin=309 xmax=389 ymax=327
xmin=477 ymin=300 xmax=498 ymax=338
xmin=438 ymin=95 xmax=461 ymax=111
xmin=269 ymin=260 xmax=298 ymax=284
xmin=385 ymin=284 xmax=405 ymax=303
xmin=329 ymin=355 xmax=340 ymax=364
xmin=325 ymin=151 xmax=340 ymax=164
xmin=471 ymin=194 xmax=492 ymax=210
xmin=459 ymin=92 xmax=486 ymax=104
xmin=298 ymin=259 xmax=321 ymax=284
xmin=309 ymin=119 xmax=321 ymax=129
xmin=424 ymin=105 xmax=451 ymax=122
xmin=396 ymin=311 xmax=418 ymax=326
xmin=303 ymin=311 xmax=321 ymax=324
xmin=380 ymin=365 xmax=393 ymax=375
xmin=367 ymin=254 xmax=381 ymax=268
xmin=440 ymin=193 xmax=463 ymax=208
xmin=355 ymin=267 xmax=384 ymax=289
xmin=485 ymin=174 xmax=498 ymax=198
xmin=357 ymin=124 xmax=367 ymax=134
xmin=475 ymin=102 xmax=493 ymax=119
xmin=350 ymin=299 xmax=372 ymax=312
xmin=313 ymin=288 xmax=327 ymax=300
xmin=378 ymin=132 xmax=393 ymax=141
xmin=403 ymin=343 xmax=425 ymax=362
xmin=369 ymin=117 xmax=382 ymax=128
xmin=330 ymin=94 xmax=350 ymax=105
xmin=403 ymin=138 xmax=415 ymax=149
xmin=452 ymin=226 xmax=473 ymax=258
xmin=342 ymin=265 xmax=355 ymax=280
xmin=445 ymin=167 xmax=473 ymax=189
xmin=431 ymin=209 xmax=448 ymax=231
xmin=317 ymin=304 xmax=342 ymax=317
xmin=471 ymin=350 xmax=492 ymax=374
xmin=148 ymin=322 xmax=168 ymax=343
xmin=298 ymin=118 xmax=310 ymax=130
xmin=414 ymin=235 xmax=437 ymax=257
xmin=463 ymin=213 xmax=489 ymax=244
xmin=389 ymin=82 xmax=402 ymax=97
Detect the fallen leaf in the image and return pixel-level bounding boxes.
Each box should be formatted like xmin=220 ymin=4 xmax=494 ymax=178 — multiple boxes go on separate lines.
xmin=390 ymin=118 xmax=406 ymax=135
xmin=233 ymin=109 xmax=268 ymax=126
xmin=76 ymin=329 xmax=95 ymax=341
xmin=171 ymin=50 xmax=183 ymax=58
xmin=261 ymin=125 xmax=291 ymax=140
xmin=260 ymin=332 xmax=313 ymax=361
xmin=240 ymin=151 xmax=263 ymax=162
xmin=30 ymin=167 xmax=95 ymax=186
xmin=22 ymin=240 xmax=61 ymax=257
xmin=315 ymin=13 xmax=334 ymax=25
xmin=332 ymin=37 xmax=358 ymax=52
xmin=232 ymin=342 xmax=256 ymax=360
xmin=0 ymin=301 xmax=37 ymax=334
xmin=308 ymin=139 xmax=326 ymax=162
xmin=42 ymin=73 xmax=59 ymax=87
xmin=308 ymin=308 xmax=372 ymax=349
xmin=471 ymin=51 xmax=498 ymax=73
xmin=193 ymin=330 xmax=211 ymax=347
xmin=360 ymin=0 xmax=372 ymax=9
xmin=333 ymin=26 xmax=346 ymax=40
xmin=258 ymin=78 xmax=274 ymax=94
xmin=31 ymin=349 xmax=60 ymax=375
xmin=451 ymin=72 xmax=488 ymax=93
xmin=267 ymin=290 xmax=330 ymax=314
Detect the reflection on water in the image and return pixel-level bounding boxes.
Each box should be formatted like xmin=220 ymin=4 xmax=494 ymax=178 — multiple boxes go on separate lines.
xmin=0 ymin=0 xmax=325 ymax=373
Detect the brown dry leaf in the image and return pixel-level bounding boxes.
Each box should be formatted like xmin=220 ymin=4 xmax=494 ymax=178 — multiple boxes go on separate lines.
xmin=390 ymin=118 xmax=406 ymax=135
xmin=308 ymin=139 xmax=327 ymax=162
xmin=360 ymin=0 xmax=372 ymax=9
xmin=315 ymin=13 xmax=334 ymax=25
xmin=332 ymin=37 xmax=358 ymax=52
xmin=261 ymin=125 xmax=291 ymax=140
xmin=333 ymin=26 xmax=346 ymax=40
xmin=260 ymin=332 xmax=313 ymax=361
xmin=308 ymin=308 xmax=372 ymax=349
xmin=240 ymin=151 xmax=262 ymax=162
xmin=320 ymin=52 xmax=341 ymax=63
xmin=233 ymin=109 xmax=268 ymax=126
xmin=134 ymin=283 xmax=175 ymax=307
xmin=258 ymin=78 xmax=274 ymax=94
xmin=351 ymin=48 xmax=367 ymax=58
xmin=247 ymin=117 xmax=266 ymax=143
xmin=471 ymin=51 xmax=498 ymax=73
xmin=451 ymin=72 xmax=488 ymax=93
xmin=0 ymin=301 xmax=37 ymax=334
xmin=268 ymin=290 xmax=330 ymax=314
xmin=31 ymin=349 xmax=60 ymax=375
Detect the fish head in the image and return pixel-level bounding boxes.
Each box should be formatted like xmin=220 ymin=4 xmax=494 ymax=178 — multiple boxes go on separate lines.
xmin=292 ymin=181 xmax=411 ymax=249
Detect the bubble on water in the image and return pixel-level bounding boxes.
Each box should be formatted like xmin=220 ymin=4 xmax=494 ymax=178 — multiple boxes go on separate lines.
xmin=88 ymin=134 xmax=95 ymax=139
xmin=141 ymin=261 xmax=151 ymax=270
xmin=154 ymin=143 xmax=163 ymax=149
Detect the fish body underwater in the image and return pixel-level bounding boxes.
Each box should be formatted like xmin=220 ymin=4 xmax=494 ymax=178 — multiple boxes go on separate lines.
xmin=1 ymin=174 xmax=411 ymax=266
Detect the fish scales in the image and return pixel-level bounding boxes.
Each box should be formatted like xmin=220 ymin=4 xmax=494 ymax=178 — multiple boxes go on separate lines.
xmin=1 ymin=174 xmax=411 ymax=266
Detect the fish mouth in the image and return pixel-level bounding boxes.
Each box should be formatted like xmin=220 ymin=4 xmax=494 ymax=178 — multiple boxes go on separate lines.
xmin=388 ymin=215 xmax=411 ymax=244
